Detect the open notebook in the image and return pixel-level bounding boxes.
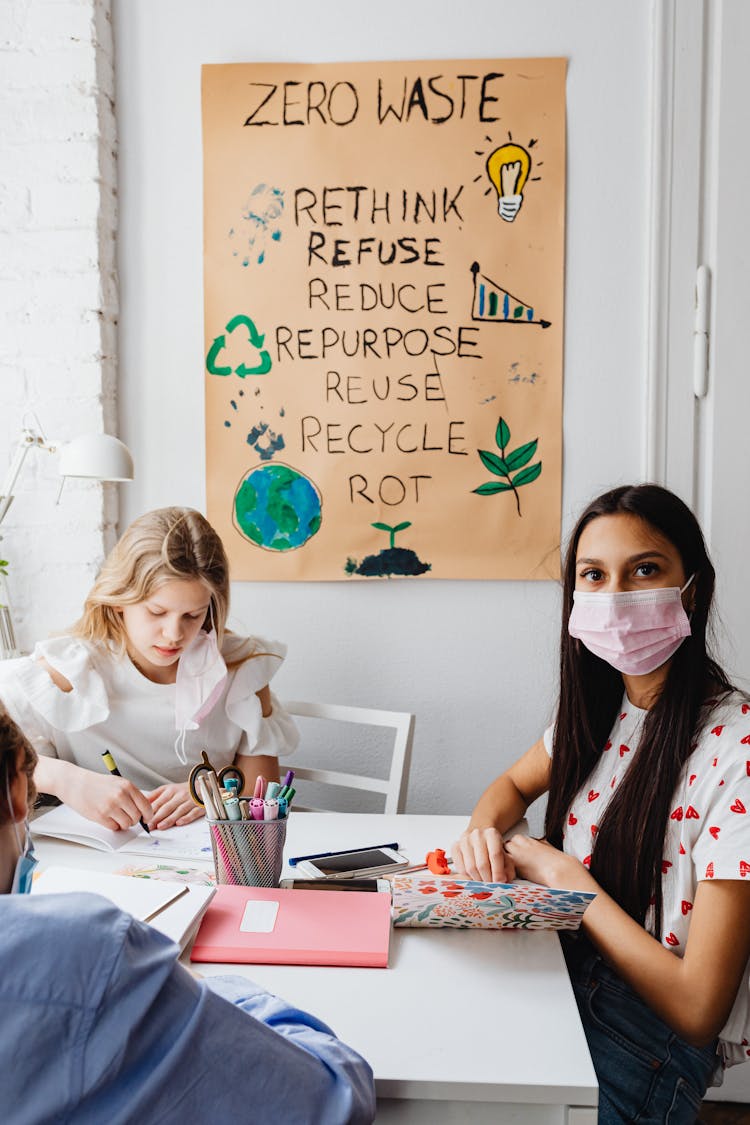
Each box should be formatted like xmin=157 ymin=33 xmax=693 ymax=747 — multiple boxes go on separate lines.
xmin=32 ymin=865 xmax=215 ymax=951
xmin=31 ymin=805 xmax=214 ymax=862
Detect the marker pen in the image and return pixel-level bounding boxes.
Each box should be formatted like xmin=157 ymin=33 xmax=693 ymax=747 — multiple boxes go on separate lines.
xmin=223 ymin=795 xmax=242 ymax=821
xmin=101 ymin=750 xmax=151 ymax=834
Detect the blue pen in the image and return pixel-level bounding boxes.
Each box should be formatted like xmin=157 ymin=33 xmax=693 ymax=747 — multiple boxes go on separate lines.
xmin=277 ymin=797 xmax=288 ymax=819
xmin=288 ymin=842 xmax=400 ymax=867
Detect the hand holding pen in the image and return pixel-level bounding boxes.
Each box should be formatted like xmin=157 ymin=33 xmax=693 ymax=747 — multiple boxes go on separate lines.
xmin=96 ymin=750 xmax=154 ymax=833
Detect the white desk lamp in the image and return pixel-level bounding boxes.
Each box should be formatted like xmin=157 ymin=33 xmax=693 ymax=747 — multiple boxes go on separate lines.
xmin=0 ymin=417 xmax=134 ymax=655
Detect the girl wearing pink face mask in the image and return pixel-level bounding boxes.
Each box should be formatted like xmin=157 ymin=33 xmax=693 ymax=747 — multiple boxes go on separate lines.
xmin=453 ymin=484 xmax=750 ymax=1123
xmin=0 ymin=507 xmax=298 ymax=832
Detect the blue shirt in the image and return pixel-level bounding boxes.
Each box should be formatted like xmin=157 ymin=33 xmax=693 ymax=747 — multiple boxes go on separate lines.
xmin=1 ymin=893 xmax=375 ymax=1124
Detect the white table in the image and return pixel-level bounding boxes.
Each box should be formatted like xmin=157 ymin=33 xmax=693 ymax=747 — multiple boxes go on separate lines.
xmin=34 ymin=813 xmax=598 ymax=1124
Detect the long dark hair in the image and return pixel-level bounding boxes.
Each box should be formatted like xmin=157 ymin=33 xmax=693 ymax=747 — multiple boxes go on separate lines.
xmin=544 ymin=484 xmax=733 ymax=936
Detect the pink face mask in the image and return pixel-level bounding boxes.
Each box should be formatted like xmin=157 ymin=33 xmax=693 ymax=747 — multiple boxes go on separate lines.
xmin=173 ymin=626 xmax=228 ymax=764
xmin=568 ymin=576 xmax=694 ymax=676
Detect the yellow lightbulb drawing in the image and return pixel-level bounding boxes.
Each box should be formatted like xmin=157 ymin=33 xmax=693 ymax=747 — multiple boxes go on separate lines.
xmin=486 ymin=143 xmax=531 ymax=222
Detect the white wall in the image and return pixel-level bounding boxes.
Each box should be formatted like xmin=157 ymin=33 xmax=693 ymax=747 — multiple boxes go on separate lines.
xmin=114 ymin=0 xmax=651 ymax=818
xmin=0 ymin=0 xmax=120 ymax=648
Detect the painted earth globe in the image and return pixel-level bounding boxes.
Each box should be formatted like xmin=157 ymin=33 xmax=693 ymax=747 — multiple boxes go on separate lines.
xmin=233 ymin=462 xmax=322 ymax=551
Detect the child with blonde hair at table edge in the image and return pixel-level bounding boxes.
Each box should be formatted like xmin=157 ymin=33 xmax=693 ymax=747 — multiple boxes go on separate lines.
xmin=0 ymin=705 xmax=375 ymax=1123
xmin=0 ymin=506 xmax=299 ymax=832
xmin=453 ymin=484 xmax=750 ymax=1124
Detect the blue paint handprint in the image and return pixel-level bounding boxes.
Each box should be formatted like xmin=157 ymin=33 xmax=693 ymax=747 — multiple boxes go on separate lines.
xmin=229 ymin=184 xmax=284 ymax=266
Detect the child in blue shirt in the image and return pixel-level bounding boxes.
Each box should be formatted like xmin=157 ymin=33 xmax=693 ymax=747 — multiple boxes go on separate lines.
xmin=0 ymin=705 xmax=375 ymax=1124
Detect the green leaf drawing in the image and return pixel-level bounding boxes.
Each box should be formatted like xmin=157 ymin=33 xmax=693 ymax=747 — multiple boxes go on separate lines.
xmin=371 ymin=521 xmax=412 ymax=549
xmin=504 ymin=439 xmax=538 ymax=473
xmin=478 ymin=450 xmax=509 ymax=477
xmin=473 ymin=481 xmax=513 ymax=495
xmin=512 ymin=462 xmax=543 ymax=487
xmin=473 ymin=416 xmax=542 ymax=516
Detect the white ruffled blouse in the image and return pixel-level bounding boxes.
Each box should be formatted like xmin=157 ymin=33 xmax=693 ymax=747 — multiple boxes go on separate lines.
xmin=0 ymin=633 xmax=299 ymax=790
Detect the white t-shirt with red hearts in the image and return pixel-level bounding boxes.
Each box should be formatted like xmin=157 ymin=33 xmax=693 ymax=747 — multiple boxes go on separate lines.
xmin=544 ymin=689 xmax=750 ymax=1070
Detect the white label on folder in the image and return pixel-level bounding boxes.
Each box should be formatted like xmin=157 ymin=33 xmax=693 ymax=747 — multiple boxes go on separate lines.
xmin=240 ymin=899 xmax=279 ymax=933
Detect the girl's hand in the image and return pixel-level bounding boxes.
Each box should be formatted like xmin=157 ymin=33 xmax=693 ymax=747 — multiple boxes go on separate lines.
xmin=61 ymin=768 xmax=155 ymax=833
xmin=451 ymin=826 xmax=516 ymax=882
xmin=146 ymin=782 xmax=205 ymax=830
xmin=504 ymin=835 xmax=594 ymax=891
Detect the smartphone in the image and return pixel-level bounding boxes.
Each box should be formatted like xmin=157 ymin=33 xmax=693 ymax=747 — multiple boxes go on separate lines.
xmin=294 ymin=846 xmax=408 ymax=880
xmin=279 ymin=878 xmax=391 ymax=893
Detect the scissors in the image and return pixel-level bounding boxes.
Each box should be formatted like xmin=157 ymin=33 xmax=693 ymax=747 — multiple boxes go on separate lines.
xmin=188 ymin=750 xmax=245 ymax=807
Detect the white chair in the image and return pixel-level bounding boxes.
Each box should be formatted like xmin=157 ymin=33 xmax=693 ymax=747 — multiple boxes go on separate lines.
xmin=279 ymin=701 xmax=415 ymax=813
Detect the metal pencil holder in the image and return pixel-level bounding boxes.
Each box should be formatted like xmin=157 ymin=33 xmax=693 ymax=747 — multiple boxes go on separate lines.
xmin=207 ymin=817 xmax=287 ymax=887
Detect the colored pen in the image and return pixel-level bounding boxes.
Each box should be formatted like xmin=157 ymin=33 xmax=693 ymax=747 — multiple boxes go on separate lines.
xmin=196 ymin=774 xmax=220 ymax=819
xmin=288 ymin=842 xmax=400 ymax=866
xmin=101 ymin=750 xmax=151 ymax=834
xmin=282 ymin=769 xmax=295 ymax=789
xmin=204 ymin=771 xmax=227 ymax=819
xmin=223 ymin=794 xmax=242 ymax=821
xmin=250 ymin=797 xmax=265 ymax=820
xmin=265 ymin=781 xmax=281 ymax=800
xmin=263 ymin=798 xmax=279 ymax=820
xmin=253 ymin=775 xmax=266 ymax=799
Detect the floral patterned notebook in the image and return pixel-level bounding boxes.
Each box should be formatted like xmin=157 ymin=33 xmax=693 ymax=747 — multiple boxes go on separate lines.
xmin=390 ymin=875 xmax=595 ymax=930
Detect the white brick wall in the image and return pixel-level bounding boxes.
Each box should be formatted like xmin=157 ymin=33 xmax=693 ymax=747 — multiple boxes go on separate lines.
xmin=0 ymin=0 xmax=120 ymax=651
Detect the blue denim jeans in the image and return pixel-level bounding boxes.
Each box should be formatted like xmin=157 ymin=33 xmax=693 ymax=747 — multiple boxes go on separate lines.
xmin=561 ymin=933 xmax=719 ymax=1124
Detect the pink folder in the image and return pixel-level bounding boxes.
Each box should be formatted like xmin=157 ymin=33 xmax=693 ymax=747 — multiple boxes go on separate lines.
xmin=190 ymin=884 xmax=391 ymax=968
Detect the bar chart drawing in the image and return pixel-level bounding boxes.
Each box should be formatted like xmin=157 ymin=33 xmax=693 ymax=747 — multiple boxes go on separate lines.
xmin=470 ymin=261 xmax=551 ymax=328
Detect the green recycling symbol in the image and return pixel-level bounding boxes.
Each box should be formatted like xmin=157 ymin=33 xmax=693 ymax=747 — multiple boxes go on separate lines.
xmin=206 ymin=314 xmax=272 ymax=377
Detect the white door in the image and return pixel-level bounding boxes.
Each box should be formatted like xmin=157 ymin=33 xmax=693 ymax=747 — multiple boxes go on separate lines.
xmin=661 ymin=0 xmax=750 ymax=691
xmin=699 ymin=0 xmax=750 ymax=693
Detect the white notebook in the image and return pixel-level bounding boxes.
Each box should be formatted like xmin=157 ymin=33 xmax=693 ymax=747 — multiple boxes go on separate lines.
xmin=31 ymin=805 xmax=215 ymax=862
xmin=32 ymin=865 xmax=215 ymax=951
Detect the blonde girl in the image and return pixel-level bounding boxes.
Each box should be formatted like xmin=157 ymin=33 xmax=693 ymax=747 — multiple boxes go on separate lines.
xmin=0 ymin=507 xmax=298 ymax=831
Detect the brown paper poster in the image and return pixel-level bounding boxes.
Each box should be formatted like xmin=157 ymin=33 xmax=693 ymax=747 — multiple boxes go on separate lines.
xmin=202 ymin=58 xmax=566 ymax=580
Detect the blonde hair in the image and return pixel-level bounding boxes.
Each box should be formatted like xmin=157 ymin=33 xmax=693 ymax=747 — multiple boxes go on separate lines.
xmin=0 ymin=706 xmax=37 ymax=827
xmin=72 ymin=507 xmax=231 ymax=653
